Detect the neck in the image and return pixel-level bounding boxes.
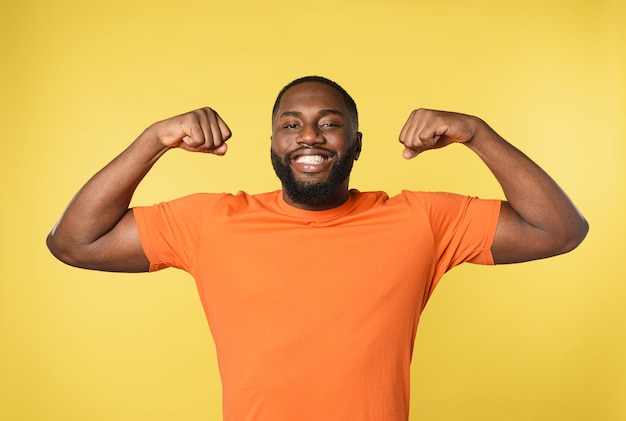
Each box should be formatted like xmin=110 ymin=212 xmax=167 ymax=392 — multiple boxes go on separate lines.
xmin=281 ymin=182 xmax=350 ymax=211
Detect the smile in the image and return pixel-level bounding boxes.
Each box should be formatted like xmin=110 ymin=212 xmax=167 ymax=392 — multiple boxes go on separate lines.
xmin=289 ymin=150 xmax=336 ymax=175
xmin=294 ymin=155 xmax=327 ymax=165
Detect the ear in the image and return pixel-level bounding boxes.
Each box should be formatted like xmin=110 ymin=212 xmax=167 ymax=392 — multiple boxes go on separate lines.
xmin=353 ymin=132 xmax=363 ymax=160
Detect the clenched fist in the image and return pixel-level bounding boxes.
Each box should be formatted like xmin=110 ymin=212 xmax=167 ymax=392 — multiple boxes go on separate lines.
xmin=152 ymin=107 xmax=232 ymax=155
xmin=399 ymin=109 xmax=483 ymax=159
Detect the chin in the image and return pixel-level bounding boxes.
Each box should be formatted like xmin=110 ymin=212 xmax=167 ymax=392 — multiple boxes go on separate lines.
xmin=271 ymin=148 xmax=355 ymax=206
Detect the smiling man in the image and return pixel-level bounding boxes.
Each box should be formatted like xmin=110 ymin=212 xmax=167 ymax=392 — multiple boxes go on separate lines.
xmin=47 ymin=76 xmax=588 ymax=420
xmin=270 ymin=78 xmax=362 ymax=209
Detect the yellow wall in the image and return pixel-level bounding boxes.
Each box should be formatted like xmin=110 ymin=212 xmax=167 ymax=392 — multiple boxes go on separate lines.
xmin=1 ymin=0 xmax=624 ymax=419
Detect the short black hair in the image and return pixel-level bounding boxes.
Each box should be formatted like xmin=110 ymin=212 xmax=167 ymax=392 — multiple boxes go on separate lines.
xmin=272 ymin=76 xmax=359 ymax=130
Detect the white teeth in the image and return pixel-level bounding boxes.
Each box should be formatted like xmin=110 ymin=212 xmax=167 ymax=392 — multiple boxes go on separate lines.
xmin=295 ymin=155 xmax=325 ymax=164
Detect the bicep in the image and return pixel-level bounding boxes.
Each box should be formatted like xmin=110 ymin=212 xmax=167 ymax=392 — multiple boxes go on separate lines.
xmin=87 ymin=209 xmax=151 ymax=272
xmin=491 ymin=201 xmax=556 ymax=264
xmin=49 ymin=209 xmax=151 ymax=273
xmin=104 ymin=209 xmax=152 ymax=271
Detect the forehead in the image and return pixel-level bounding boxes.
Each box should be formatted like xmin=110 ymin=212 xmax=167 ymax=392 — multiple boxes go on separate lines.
xmin=276 ymin=82 xmax=347 ymax=115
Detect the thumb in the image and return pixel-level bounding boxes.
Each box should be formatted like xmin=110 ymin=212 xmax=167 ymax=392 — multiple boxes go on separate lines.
xmin=402 ymin=147 xmax=420 ymax=160
xmin=209 ymin=143 xmax=228 ymax=156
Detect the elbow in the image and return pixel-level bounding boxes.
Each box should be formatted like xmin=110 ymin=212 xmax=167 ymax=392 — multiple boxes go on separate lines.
xmin=46 ymin=231 xmax=69 ymax=264
xmin=556 ymin=215 xmax=589 ymax=255
xmin=46 ymin=231 xmax=82 ymax=268
xmin=573 ymin=216 xmax=590 ymax=248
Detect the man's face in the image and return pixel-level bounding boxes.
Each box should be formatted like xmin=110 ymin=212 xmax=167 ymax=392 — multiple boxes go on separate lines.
xmin=271 ymin=82 xmax=362 ymax=209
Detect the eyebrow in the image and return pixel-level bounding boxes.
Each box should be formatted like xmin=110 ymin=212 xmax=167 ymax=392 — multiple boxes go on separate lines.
xmin=279 ymin=109 xmax=345 ymax=118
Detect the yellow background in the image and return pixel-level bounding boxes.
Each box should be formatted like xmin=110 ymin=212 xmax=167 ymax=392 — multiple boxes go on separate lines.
xmin=1 ymin=0 xmax=624 ymax=419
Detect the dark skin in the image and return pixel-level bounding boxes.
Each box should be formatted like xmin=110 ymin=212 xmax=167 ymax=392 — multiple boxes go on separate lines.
xmin=47 ymin=81 xmax=588 ymax=272
xmin=271 ymin=82 xmax=362 ymax=210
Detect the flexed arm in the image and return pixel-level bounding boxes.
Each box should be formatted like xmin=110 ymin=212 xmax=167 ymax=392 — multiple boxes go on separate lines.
xmin=399 ymin=109 xmax=588 ymax=264
xmin=46 ymin=107 xmax=231 ymax=272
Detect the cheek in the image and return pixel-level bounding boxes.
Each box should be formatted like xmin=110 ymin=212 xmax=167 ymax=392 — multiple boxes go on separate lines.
xmin=270 ymin=138 xmax=289 ymax=161
xmin=331 ymin=136 xmax=356 ymax=153
xmin=271 ymin=133 xmax=294 ymax=151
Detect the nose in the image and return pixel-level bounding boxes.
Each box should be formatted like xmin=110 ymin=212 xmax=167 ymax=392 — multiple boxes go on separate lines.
xmin=296 ymin=123 xmax=324 ymax=147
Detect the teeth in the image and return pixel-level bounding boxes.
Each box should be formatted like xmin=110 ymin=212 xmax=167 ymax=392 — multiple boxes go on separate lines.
xmin=295 ymin=155 xmax=325 ymax=164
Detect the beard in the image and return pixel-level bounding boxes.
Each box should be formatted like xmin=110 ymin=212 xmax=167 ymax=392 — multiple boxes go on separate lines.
xmin=271 ymin=147 xmax=356 ymax=207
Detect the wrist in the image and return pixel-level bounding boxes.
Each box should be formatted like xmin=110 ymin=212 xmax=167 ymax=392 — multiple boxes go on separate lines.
xmin=463 ymin=118 xmax=499 ymax=150
xmin=132 ymin=125 xmax=172 ymax=163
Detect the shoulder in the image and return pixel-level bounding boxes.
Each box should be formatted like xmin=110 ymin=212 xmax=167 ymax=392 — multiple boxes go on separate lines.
xmin=347 ymin=189 xmax=450 ymax=212
xmin=383 ymin=190 xmax=500 ymax=226
xmin=139 ymin=191 xmax=280 ymax=209
xmin=389 ymin=190 xmax=487 ymax=209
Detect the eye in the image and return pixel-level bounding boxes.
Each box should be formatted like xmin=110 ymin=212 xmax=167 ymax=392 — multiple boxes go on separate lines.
xmin=282 ymin=122 xmax=299 ymax=129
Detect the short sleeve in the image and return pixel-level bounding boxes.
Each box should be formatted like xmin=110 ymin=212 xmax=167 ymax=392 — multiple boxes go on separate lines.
xmin=133 ymin=193 xmax=216 ymax=272
xmin=403 ymin=191 xmax=501 ymax=281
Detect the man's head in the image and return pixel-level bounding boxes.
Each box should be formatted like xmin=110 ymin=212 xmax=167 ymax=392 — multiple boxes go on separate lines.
xmin=272 ymin=76 xmax=359 ymax=131
xmin=271 ymin=76 xmax=362 ymax=210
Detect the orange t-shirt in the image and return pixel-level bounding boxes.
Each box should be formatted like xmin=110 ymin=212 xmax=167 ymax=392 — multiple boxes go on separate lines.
xmin=133 ymin=189 xmax=500 ymax=420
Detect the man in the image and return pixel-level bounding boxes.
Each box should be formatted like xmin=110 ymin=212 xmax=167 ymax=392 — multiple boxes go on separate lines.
xmin=47 ymin=76 xmax=588 ymax=420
